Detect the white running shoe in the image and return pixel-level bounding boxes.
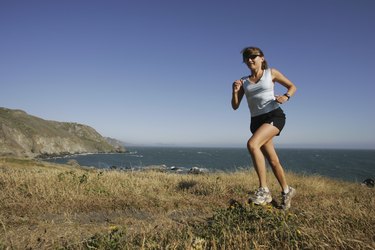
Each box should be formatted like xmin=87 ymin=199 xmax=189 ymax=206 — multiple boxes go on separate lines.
xmin=249 ymin=187 xmax=272 ymax=205
xmin=281 ymin=186 xmax=296 ymax=210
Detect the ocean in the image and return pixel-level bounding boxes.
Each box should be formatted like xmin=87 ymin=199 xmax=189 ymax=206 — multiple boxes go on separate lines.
xmin=45 ymin=147 xmax=375 ymax=183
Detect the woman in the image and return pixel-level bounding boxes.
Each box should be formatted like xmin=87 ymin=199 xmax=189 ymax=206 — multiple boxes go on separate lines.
xmin=231 ymin=46 xmax=297 ymax=210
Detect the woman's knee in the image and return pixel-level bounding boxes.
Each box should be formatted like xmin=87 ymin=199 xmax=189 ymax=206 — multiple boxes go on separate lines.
xmin=247 ymin=138 xmax=260 ymax=152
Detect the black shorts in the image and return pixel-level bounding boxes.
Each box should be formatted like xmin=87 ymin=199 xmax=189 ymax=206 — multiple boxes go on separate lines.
xmin=250 ymin=107 xmax=286 ymax=136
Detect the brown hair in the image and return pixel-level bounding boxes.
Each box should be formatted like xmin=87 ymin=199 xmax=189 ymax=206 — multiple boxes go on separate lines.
xmin=241 ymin=46 xmax=269 ymax=69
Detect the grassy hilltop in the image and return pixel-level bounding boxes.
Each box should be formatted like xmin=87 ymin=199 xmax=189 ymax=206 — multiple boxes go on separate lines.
xmin=0 ymin=158 xmax=374 ymax=249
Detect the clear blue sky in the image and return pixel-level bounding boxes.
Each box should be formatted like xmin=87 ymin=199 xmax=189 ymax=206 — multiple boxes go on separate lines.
xmin=1 ymin=0 xmax=375 ymax=149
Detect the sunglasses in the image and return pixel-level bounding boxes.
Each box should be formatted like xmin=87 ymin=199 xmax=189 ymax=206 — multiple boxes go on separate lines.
xmin=243 ymin=54 xmax=261 ymax=60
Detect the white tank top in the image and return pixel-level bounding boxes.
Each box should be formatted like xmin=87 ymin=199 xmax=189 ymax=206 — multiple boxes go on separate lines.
xmin=241 ymin=68 xmax=279 ymax=117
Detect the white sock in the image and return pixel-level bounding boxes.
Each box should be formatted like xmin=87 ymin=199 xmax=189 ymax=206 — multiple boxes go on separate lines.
xmin=283 ymin=186 xmax=290 ymax=194
xmin=262 ymin=187 xmax=270 ymax=193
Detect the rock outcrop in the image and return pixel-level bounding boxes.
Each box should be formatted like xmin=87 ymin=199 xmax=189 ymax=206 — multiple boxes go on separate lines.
xmin=0 ymin=107 xmax=126 ymax=158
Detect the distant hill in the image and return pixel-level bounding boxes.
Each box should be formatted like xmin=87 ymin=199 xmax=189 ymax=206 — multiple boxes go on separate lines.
xmin=0 ymin=107 xmax=126 ymax=158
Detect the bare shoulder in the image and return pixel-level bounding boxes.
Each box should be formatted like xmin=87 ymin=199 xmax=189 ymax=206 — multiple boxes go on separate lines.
xmin=270 ymin=68 xmax=283 ymax=80
xmin=271 ymin=68 xmax=290 ymax=82
xmin=270 ymin=68 xmax=296 ymax=89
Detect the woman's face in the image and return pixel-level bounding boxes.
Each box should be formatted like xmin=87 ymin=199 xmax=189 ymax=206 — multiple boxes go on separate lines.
xmin=244 ymin=54 xmax=264 ymax=70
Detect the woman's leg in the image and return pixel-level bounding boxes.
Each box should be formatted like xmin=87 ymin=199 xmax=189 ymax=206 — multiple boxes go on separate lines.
xmin=247 ymin=123 xmax=280 ymax=188
xmin=261 ymin=139 xmax=296 ymax=209
xmin=261 ymin=139 xmax=288 ymax=192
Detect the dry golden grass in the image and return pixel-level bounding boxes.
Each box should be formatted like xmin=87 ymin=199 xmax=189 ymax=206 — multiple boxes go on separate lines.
xmin=0 ymin=157 xmax=374 ymax=249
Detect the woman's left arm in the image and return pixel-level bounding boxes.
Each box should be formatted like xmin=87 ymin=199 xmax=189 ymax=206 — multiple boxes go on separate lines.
xmin=271 ymin=68 xmax=297 ymax=104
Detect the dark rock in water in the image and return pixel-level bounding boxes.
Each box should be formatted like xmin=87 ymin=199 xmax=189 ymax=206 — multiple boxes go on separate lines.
xmin=361 ymin=178 xmax=374 ymax=188
xmin=188 ymin=166 xmax=208 ymax=174
xmin=170 ymin=166 xmax=185 ymax=173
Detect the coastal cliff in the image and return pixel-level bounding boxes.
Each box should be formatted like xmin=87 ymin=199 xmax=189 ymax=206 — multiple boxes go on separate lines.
xmin=0 ymin=107 xmax=126 ymax=157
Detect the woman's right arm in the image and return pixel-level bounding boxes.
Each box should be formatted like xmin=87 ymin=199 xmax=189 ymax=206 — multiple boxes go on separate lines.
xmin=231 ymin=80 xmax=244 ymax=110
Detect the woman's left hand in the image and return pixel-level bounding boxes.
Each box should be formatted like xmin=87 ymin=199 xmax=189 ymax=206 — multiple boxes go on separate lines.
xmin=275 ymin=95 xmax=288 ymax=104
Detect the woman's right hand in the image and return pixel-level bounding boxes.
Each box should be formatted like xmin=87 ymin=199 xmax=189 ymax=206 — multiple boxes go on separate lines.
xmin=232 ymin=80 xmax=243 ymax=93
xmin=231 ymin=80 xmax=244 ymax=110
